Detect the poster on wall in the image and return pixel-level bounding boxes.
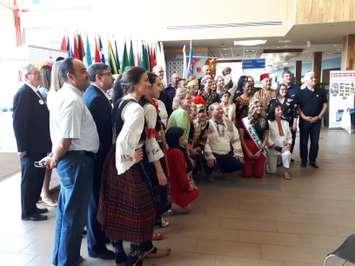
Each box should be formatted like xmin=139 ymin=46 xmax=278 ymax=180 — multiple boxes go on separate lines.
xmin=329 ymin=70 xmax=355 ymax=134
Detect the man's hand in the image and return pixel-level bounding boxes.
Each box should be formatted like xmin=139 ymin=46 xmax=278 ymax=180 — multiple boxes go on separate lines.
xmin=47 ymin=157 xmax=57 ymax=170
xmin=18 ymin=151 xmax=27 ymax=158
xmin=207 ymin=158 xmax=216 ymax=168
xmin=235 ymin=155 xmax=244 ymax=164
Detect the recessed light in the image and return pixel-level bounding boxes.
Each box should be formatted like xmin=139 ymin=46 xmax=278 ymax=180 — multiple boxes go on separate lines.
xmin=234 ymin=40 xmax=267 ymax=46
xmin=278 ymin=39 xmax=291 ymax=43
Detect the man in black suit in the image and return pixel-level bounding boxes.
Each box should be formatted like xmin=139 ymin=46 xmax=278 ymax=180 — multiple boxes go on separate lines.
xmin=13 ymin=64 xmax=52 ymax=221
xmin=83 ymin=63 xmax=114 ymax=260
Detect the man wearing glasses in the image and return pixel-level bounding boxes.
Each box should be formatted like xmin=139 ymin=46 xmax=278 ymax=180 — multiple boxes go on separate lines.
xmin=83 ymin=63 xmax=115 ymax=260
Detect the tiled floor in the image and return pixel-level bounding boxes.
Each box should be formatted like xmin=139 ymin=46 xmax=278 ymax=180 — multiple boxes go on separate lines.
xmin=0 ymin=129 xmax=354 ymax=266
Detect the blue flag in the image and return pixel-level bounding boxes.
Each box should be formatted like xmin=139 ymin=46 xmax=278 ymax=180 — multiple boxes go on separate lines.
xmin=67 ymin=36 xmax=73 ymax=57
xmin=85 ymin=36 xmax=92 ymax=66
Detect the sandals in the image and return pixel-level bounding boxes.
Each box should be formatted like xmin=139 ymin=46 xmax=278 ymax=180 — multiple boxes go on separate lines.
xmin=160 ymin=216 xmax=170 ymax=228
xmin=143 ymin=246 xmax=171 ymax=259
xmin=152 ymin=231 xmax=164 ymax=241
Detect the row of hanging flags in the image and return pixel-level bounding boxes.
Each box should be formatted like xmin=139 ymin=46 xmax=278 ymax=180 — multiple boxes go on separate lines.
xmin=59 ymin=34 xmax=166 ymax=75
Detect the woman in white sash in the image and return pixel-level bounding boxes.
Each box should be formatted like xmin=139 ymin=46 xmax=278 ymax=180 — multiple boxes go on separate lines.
xmin=240 ymin=100 xmax=269 ymax=178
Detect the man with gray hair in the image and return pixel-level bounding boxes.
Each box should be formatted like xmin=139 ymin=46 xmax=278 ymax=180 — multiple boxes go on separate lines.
xmin=204 ymin=103 xmax=244 ymax=177
xmin=13 ymin=64 xmax=52 ymax=221
xmin=294 ymin=71 xmax=327 ymax=168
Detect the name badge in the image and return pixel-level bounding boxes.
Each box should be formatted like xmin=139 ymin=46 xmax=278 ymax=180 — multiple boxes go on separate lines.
xmin=39 ymin=99 xmax=45 ymax=105
xmin=316 ymin=94 xmax=319 ymax=97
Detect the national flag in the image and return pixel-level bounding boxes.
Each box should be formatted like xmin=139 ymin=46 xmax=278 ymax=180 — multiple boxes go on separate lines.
xmin=128 ymin=40 xmax=134 ymax=67
xmin=149 ymin=46 xmax=156 ymax=71
xmin=85 ymin=35 xmax=92 ymax=66
xmin=98 ymin=36 xmax=105 ymax=63
xmin=187 ymin=40 xmax=194 ymax=77
xmin=94 ymin=38 xmax=101 ymax=63
xmin=73 ymin=35 xmax=79 ymax=59
xmin=60 ymin=36 xmax=67 ymax=51
xmin=67 ymin=37 xmax=73 ymax=57
xmin=140 ymin=43 xmax=150 ymax=70
xmin=114 ymin=40 xmax=120 ymax=73
xmin=157 ymin=42 xmax=167 ymax=85
xmin=121 ymin=41 xmax=130 ymax=72
xmin=107 ymin=40 xmax=119 ymax=74
xmin=182 ymin=44 xmax=187 ymax=78
xmin=77 ymin=34 xmax=85 ymax=61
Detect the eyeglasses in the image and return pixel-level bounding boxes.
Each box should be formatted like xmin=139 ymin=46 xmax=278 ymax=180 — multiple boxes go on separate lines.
xmin=100 ymin=71 xmax=112 ymax=76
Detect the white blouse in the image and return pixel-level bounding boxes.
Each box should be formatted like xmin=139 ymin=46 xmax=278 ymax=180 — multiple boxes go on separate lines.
xmin=268 ymin=119 xmax=292 ymax=148
xmin=143 ymin=103 xmax=164 ymax=163
xmin=222 ymin=103 xmax=236 ymax=122
xmin=157 ymin=99 xmax=168 ymax=127
xmin=115 ymin=96 xmax=145 ymax=175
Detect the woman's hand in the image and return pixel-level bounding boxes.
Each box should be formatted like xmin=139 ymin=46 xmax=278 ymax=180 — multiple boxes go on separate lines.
xmin=134 ymin=148 xmax=144 ymax=163
xmin=254 ymin=150 xmax=262 ymax=159
xmin=157 ymin=171 xmax=168 ymax=186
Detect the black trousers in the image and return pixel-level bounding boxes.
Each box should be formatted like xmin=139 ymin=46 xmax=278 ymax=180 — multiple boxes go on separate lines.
xmin=290 ymin=129 xmax=297 ymax=154
xmin=206 ymin=152 xmax=243 ymax=175
xmin=87 ymin=153 xmax=108 ymax=255
xmin=299 ymin=121 xmax=321 ymax=164
xmin=20 ymin=152 xmax=46 ymax=218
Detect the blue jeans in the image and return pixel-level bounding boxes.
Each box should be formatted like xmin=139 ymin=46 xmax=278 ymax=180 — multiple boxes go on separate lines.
xmin=52 ymin=152 xmax=94 ymax=266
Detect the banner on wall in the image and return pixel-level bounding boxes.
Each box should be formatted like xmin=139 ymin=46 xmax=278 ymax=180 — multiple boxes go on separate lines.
xmin=329 ymin=70 xmax=355 ymax=134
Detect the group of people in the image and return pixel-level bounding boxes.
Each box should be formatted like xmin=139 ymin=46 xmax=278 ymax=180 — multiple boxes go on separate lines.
xmin=12 ymin=58 xmax=327 ymax=266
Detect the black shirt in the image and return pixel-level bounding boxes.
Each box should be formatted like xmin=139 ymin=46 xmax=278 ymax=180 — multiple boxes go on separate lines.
xmin=294 ymin=87 xmax=327 ymax=117
xmin=267 ymin=97 xmax=298 ymax=126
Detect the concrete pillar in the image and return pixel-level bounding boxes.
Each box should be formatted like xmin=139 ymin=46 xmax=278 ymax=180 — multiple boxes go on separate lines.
xmin=295 ymin=60 xmax=302 ymax=83
xmin=313 ymin=52 xmax=322 ymax=81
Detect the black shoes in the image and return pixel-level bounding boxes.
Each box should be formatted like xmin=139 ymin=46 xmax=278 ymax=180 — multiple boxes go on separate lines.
xmin=301 ymin=162 xmax=307 ymax=168
xmin=89 ymin=249 xmax=115 ymax=260
xmin=22 ymin=213 xmax=48 ymax=221
xmin=35 ymin=207 xmax=49 ymax=214
xmin=310 ymin=162 xmax=319 ymax=168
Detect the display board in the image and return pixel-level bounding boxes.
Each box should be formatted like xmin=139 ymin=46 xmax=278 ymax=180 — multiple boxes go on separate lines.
xmin=329 ymin=70 xmax=355 ymax=133
xmin=28 ymin=45 xmax=67 ymax=65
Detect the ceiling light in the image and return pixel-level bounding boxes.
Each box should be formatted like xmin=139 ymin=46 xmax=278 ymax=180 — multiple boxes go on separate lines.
xmin=278 ymin=39 xmax=291 ymax=43
xmin=234 ymin=40 xmax=267 ymax=46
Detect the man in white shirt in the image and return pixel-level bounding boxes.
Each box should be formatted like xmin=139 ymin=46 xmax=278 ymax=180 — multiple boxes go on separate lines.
xmin=46 ymin=58 xmax=99 ymax=266
xmin=204 ymin=103 xmax=244 ymax=176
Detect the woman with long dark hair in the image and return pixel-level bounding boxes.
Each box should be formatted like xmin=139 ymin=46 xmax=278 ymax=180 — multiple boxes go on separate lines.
xmin=98 ymin=67 xmax=170 ymax=266
xmin=166 ymin=127 xmax=199 ymax=214
xmin=267 ymin=102 xmax=292 ymax=179
xmin=267 ymin=83 xmax=298 ymax=154
xmin=141 ymin=72 xmax=171 ymax=230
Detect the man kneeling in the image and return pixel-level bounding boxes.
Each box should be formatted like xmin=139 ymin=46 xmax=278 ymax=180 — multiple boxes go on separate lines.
xmin=204 ymin=103 xmax=244 ymax=178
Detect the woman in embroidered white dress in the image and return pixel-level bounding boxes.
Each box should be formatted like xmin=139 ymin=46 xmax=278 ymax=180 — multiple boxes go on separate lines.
xmin=267 ymin=102 xmax=292 ymax=179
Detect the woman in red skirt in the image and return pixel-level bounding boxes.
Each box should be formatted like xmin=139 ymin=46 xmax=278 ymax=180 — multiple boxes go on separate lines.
xmin=239 ymin=100 xmax=269 ymax=178
xmin=98 ymin=67 xmax=169 ymax=266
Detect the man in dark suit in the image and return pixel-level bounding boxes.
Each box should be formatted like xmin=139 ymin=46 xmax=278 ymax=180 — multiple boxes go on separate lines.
xmin=83 ymin=63 xmax=114 ymax=260
xmin=13 ymin=64 xmax=52 ymax=221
